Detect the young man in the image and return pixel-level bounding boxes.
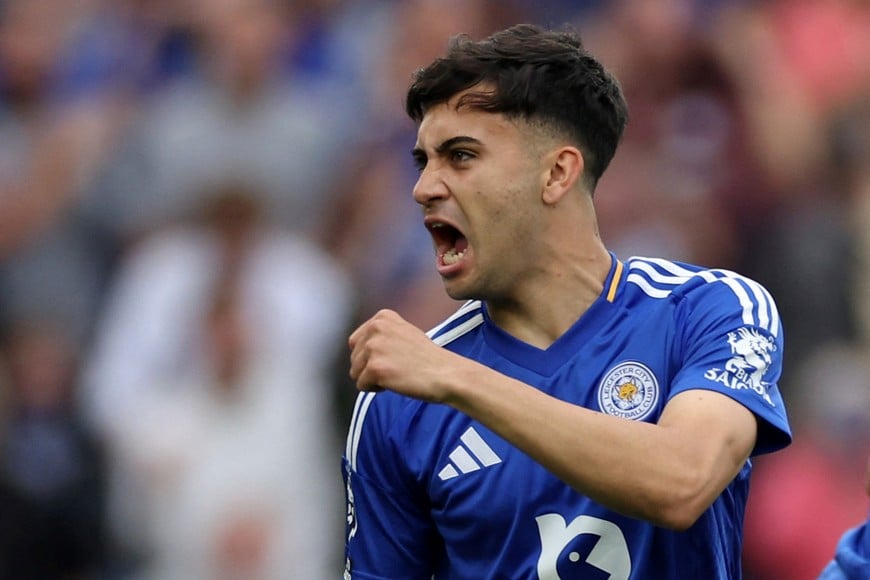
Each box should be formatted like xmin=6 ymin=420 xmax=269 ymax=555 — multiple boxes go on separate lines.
xmin=343 ymin=24 xmax=791 ymax=579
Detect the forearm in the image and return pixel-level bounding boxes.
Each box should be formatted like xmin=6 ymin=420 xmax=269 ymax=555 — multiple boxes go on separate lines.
xmin=347 ymin=309 xmax=755 ymax=528
xmin=441 ymin=359 xmax=753 ymax=529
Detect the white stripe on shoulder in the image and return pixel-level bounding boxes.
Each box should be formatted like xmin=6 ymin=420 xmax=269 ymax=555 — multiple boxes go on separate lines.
xmin=626 ymin=272 xmax=673 ymax=298
xmin=626 ymin=258 xmax=779 ymax=336
xmin=637 ymin=256 xmax=697 ymax=278
xmin=346 ymin=391 xmax=376 ymax=471
xmin=625 ymin=258 xmax=690 ymax=298
xmin=754 ymin=279 xmax=780 ymax=333
xmin=432 ymin=313 xmax=484 ymax=346
xmin=712 ymin=270 xmax=779 ymax=337
xmin=631 ymin=257 xmax=695 ymax=283
xmin=718 ymin=276 xmax=756 ymax=328
xmin=426 ymin=300 xmax=482 ymax=338
xmin=344 ymin=303 xmax=485 ymax=473
xmin=712 ymin=271 xmax=763 ymax=328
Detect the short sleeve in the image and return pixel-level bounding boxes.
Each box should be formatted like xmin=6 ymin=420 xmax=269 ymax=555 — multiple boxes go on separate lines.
xmin=669 ymin=275 xmax=792 ymax=455
xmin=343 ymin=392 xmax=438 ymax=579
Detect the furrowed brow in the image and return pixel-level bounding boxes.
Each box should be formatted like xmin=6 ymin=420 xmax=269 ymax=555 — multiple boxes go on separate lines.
xmin=435 ymin=136 xmax=482 ymax=155
xmin=412 ymin=136 xmax=482 ymax=169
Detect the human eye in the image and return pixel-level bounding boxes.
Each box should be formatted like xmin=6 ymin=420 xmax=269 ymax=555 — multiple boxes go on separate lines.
xmin=449 ymin=149 xmax=474 ymax=164
xmin=411 ymin=150 xmax=427 ymax=172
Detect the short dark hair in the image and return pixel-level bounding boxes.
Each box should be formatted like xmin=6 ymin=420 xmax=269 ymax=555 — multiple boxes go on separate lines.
xmin=406 ymin=23 xmax=628 ymax=188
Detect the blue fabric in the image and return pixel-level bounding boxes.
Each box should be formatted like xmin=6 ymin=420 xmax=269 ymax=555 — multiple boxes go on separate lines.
xmin=343 ymin=254 xmax=792 ymax=579
xmin=819 ymin=516 xmax=870 ymax=580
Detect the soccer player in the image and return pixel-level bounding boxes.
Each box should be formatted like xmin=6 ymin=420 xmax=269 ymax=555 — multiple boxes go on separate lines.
xmin=343 ymin=23 xmax=791 ymax=579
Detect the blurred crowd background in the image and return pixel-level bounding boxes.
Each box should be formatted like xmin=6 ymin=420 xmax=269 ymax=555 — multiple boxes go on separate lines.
xmin=0 ymin=0 xmax=868 ymax=578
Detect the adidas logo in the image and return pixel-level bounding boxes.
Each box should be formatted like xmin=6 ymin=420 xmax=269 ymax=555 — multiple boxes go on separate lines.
xmin=437 ymin=426 xmax=502 ymax=481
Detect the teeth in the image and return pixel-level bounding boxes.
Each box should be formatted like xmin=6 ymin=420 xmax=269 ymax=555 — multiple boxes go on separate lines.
xmin=442 ymin=248 xmax=467 ymax=265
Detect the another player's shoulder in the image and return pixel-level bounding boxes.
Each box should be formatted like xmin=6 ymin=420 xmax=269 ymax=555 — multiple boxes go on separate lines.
xmin=623 ymin=256 xmax=779 ymax=333
xmin=426 ymin=300 xmax=486 ymax=346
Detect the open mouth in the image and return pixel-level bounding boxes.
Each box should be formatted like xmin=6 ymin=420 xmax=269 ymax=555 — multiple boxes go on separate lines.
xmin=427 ymin=221 xmax=469 ymax=266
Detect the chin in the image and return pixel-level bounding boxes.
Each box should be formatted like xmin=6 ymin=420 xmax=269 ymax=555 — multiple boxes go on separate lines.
xmin=442 ymin=280 xmax=476 ymax=302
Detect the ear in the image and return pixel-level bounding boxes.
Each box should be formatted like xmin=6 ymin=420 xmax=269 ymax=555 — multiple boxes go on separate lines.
xmin=542 ymin=147 xmax=584 ymax=206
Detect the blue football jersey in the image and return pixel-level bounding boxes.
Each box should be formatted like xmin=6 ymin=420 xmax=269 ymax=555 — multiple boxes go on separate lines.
xmin=343 ymin=255 xmax=792 ymax=579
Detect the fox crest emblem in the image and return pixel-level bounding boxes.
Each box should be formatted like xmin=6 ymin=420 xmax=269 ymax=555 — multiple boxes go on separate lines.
xmin=725 ymin=327 xmax=776 ymax=391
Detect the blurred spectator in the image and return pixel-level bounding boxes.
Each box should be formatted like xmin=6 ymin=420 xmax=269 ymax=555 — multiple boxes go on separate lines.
xmin=0 ymin=318 xmax=107 ymax=579
xmin=108 ymin=264 xmax=341 ymax=579
xmin=747 ymin=0 xmax=870 ymax=116
xmin=82 ymin=185 xmax=351 ymax=576
xmin=93 ymin=0 xmax=357 ymax=243
xmin=81 ymin=186 xmax=352 ymax=434
xmin=285 ymin=0 xmax=375 ymax=85
xmin=514 ymin=0 xmax=602 ymax=23
xmin=830 ymin=93 xmax=870 ymax=344
xmin=739 ymin=98 xmax=858 ymax=372
xmin=743 ymin=344 xmax=870 ymax=580
xmin=579 ymin=0 xmax=766 ymax=271
xmin=711 ymin=0 xmax=870 ymax=196
xmin=743 ymin=181 xmax=857 ymax=378
xmin=0 ymin=0 xmax=134 ymax=343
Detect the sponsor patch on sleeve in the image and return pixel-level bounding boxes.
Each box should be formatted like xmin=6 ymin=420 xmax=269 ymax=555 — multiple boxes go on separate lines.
xmin=704 ymin=327 xmax=777 ymax=405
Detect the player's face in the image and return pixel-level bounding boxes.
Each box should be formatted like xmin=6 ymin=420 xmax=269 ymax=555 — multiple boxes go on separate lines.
xmin=412 ymin=91 xmax=550 ymax=302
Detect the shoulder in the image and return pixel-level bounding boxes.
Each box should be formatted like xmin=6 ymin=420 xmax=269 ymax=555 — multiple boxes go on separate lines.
xmin=345 ymin=301 xmax=485 ymax=470
xmin=345 ymin=387 xmax=461 ymax=489
xmin=819 ymin=519 xmax=870 ymax=579
xmin=426 ymin=300 xmax=486 ymax=346
xmin=623 ymin=256 xmax=780 ymax=336
xmin=344 ymin=389 xmax=418 ymax=468
xmin=356 ymin=301 xmax=487 ymax=428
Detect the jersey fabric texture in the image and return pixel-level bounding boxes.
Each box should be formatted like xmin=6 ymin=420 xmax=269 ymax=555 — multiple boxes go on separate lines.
xmin=343 ymin=254 xmax=792 ymax=580
xmin=819 ymin=512 xmax=870 ymax=580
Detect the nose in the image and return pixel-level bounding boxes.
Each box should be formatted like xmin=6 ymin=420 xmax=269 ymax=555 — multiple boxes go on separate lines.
xmin=412 ymin=165 xmax=449 ymax=207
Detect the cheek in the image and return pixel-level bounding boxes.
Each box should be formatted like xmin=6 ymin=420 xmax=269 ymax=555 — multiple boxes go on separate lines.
xmin=478 ymin=197 xmax=538 ymax=255
xmin=466 ymin=167 xmax=540 ymax=242
xmin=497 ymin=178 xmax=539 ymax=224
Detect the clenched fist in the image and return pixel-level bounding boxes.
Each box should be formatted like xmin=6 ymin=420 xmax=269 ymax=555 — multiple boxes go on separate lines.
xmin=348 ymin=309 xmax=467 ymax=404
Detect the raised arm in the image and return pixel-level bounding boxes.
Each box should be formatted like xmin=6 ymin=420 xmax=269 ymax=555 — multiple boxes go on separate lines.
xmin=349 ymin=309 xmax=757 ymax=530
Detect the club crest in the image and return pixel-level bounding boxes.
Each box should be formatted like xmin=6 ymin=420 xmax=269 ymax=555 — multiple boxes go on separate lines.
xmin=597 ymin=361 xmax=660 ymax=421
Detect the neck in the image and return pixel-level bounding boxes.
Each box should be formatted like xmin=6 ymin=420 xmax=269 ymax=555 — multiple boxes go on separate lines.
xmin=486 ymin=240 xmax=612 ymax=349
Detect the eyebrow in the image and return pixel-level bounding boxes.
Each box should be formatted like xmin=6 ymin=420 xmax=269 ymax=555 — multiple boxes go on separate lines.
xmin=412 ymin=135 xmax=484 ymax=160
